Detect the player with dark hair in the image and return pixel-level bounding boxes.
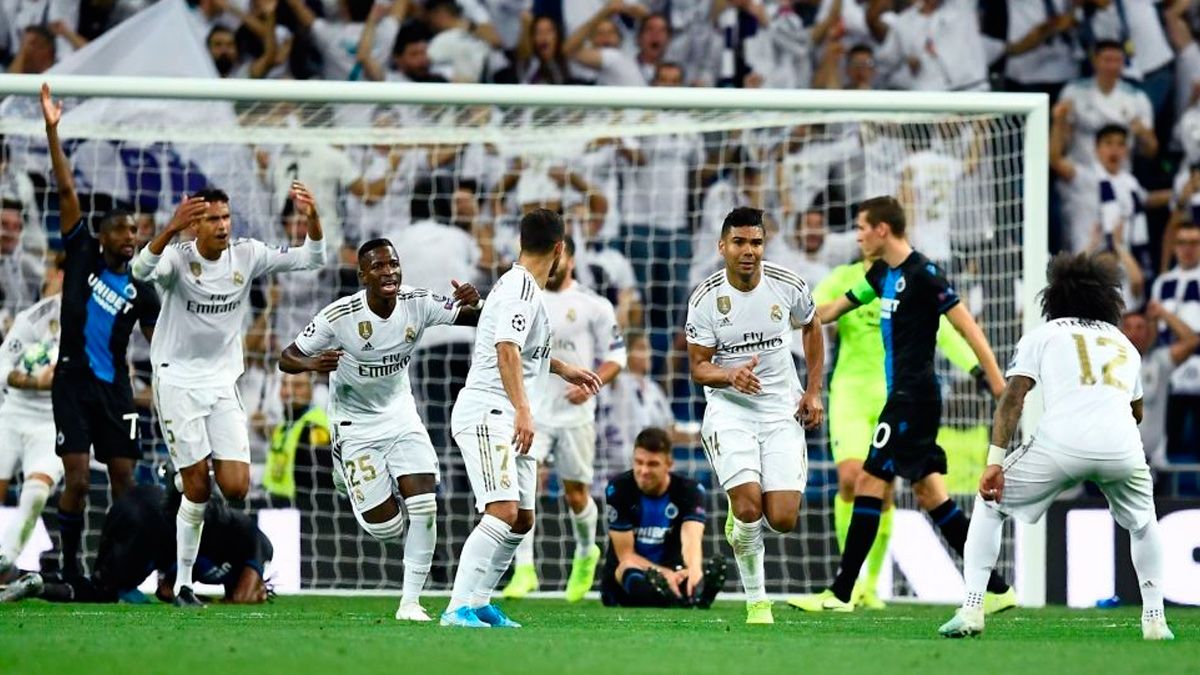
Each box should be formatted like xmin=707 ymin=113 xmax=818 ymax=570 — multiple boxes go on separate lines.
xmin=280 ymin=237 xmax=482 ymax=621
xmin=132 ymin=165 xmax=326 ymax=608
xmin=0 ymin=481 xmax=273 ymax=605
xmin=443 ymin=208 xmax=602 ymax=628
xmin=686 ymin=206 xmax=825 ymax=624
xmin=793 ymin=195 xmax=1013 ymax=612
xmin=41 ymin=83 xmax=171 ymax=581
xmin=940 ymin=253 xmax=1172 ymax=640
xmin=601 ymin=427 xmax=725 ymax=609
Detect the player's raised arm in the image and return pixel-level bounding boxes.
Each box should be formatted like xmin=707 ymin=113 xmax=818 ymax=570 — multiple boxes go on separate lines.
xmin=41 ymin=83 xmax=81 ymax=236
xmin=132 ymin=196 xmax=208 ymax=282
xmin=254 ymin=182 xmax=327 ymax=277
xmin=944 ymin=304 xmax=1005 ymax=397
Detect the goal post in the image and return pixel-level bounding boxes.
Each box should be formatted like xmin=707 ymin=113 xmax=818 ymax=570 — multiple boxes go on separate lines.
xmin=0 ymin=74 xmax=1049 ymax=602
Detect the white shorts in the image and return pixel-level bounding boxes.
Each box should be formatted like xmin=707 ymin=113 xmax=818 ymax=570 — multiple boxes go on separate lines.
xmin=529 ymin=421 xmax=596 ymax=484
xmin=332 ymin=425 xmax=440 ymax=513
xmin=154 ymin=380 xmax=249 ymax=469
xmin=992 ymin=439 xmax=1156 ymax=531
xmin=452 ymin=410 xmax=537 ymax=513
xmin=0 ymin=411 xmax=62 ymax=483
xmin=700 ymin=412 xmax=808 ymax=493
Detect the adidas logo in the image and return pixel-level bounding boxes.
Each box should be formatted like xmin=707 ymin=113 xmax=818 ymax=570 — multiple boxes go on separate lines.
xmin=363 ymin=341 xmax=374 ymax=351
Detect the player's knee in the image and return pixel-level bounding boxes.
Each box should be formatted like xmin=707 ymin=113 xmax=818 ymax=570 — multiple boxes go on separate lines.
xmin=563 ymin=484 xmax=589 ymax=513
xmin=911 ymin=481 xmax=945 ymax=511
xmin=220 ymin=479 xmax=249 ymax=501
xmin=362 ymin=510 xmax=406 ymax=543
xmin=730 ymin=497 xmax=763 ymax=524
xmin=765 ymin=511 xmax=798 ymax=534
xmin=853 ymin=471 xmax=887 ymax=499
xmin=484 ymin=501 xmax=519 ymax=528
xmin=511 ymin=509 xmax=535 ymax=534
xmin=62 ymin=470 xmax=90 ymax=498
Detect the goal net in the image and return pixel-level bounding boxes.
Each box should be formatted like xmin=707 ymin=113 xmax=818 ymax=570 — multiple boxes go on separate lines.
xmin=0 ymin=77 xmax=1047 ymax=602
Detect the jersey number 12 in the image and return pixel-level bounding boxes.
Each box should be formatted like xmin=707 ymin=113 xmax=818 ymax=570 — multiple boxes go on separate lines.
xmin=1071 ymin=334 xmax=1129 ymax=391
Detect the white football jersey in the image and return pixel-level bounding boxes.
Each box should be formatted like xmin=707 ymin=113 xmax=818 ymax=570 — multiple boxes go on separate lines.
xmin=133 ymin=237 xmax=326 ymax=388
xmin=685 ymin=262 xmax=816 ymax=418
xmin=294 ymin=287 xmax=460 ymax=439
xmin=537 ymin=282 xmax=627 ymax=428
xmin=0 ymin=294 xmax=61 ymax=416
xmin=454 ymin=264 xmax=554 ymax=426
xmin=1007 ymin=318 xmax=1144 ymax=458
xmin=902 ymin=150 xmax=963 ymax=262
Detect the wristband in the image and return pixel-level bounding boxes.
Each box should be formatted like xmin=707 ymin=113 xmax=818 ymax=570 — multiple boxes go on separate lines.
xmin=987 ymin=444 xmax=1007 ymax=467
xmin=470 ymin=298 xmax=484 ymax=311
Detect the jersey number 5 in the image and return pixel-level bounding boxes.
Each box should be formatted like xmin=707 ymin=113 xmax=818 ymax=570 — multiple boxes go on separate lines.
xmin=1071 ymin=334 xmax=1129 ymax=391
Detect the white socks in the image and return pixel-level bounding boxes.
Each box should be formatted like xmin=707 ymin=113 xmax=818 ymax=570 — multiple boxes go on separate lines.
xmin=447 ymin=514 xmax=509 ymax=612
xmin=175 ymin=496 xmax=207 ymax=591
xmin=401 ymin=494 xmax=437 ymax=608
xmin=572 ymin=499 xmax=598 ymax=557
xmin=471 ymin=529 xmax=526 ymax=609
xmin=0 ymin=480 xmax=51 ymax=566
xmin=962 ymin=498 xmax=1005 ymax=610
xmin=730 ymin=517 xmax=766 ymax=602
xmin=1129 ymin=519 xmax=1165 ymax=621
xmin=514 ymin=521 xmax=535 ymax=567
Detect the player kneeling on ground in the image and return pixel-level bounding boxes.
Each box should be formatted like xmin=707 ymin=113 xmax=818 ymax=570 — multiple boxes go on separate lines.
xmin=1 ymin=481 xmax=272 ymax=605
xmin=601 ymin=427 xmax=724 ymax=609
xmin=939 ymin=253 xmax=1173 ymax=641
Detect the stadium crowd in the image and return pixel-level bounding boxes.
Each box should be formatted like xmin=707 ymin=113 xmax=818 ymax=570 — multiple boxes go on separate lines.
xmin=0 ymin=0 xmax=1198 ymax=519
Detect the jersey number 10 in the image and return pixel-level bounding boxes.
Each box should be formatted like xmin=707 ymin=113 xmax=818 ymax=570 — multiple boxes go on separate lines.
xmin=1071 ymin=334 xmax=1129 ymax=391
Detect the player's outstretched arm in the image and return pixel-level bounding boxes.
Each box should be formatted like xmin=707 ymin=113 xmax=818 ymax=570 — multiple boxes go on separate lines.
xmin=816 ymin=295 xmax=858 ymax=324
xmin=550 ymin=358 xmax=603 ymax=394
xmin=279 ymin=342 xmax=341 ymax=374
xmin=41 ymin=83 xmax=81 ymax=235
xmin=980 ymin=375 xmax=1035 ymax=502
xmin=945 ymin=303 xmax=1005 ymax=397
xmin=450 ymin=279 xmax=484 ymax=326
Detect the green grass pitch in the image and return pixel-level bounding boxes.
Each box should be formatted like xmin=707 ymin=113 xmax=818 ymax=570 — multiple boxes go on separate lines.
xmin=1 ymin=597 xmax=1196 ymax=675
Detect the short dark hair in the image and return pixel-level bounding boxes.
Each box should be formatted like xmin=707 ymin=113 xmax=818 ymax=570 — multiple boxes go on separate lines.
xmin=207 ymin=25 xmax=234 ymax=46
xmin=721 ymin=207 xmax=764 ymax=238
xmin=24 ymin=25 xmax=54 ymax=46
xmin=425 ymin=0 xmax=462 ymax=17
xmin=1095 ymin=123 xmax=1128 ymax=145
xmin=859 ymin=195 xmax=906 ymax=237
xmin=653 ymin=61 xmax=684 ymax=81
xmin=634 ymin=427 xmax=672 ymax=455
xmin=1 ymin=198 xmax=23 ymax=213
xmin=347 ymin=0 xmax=375 ymax=22
xmin=639 ymin=13 xmax=671 ymax=37
xmin=847 ymin=44 xmax=874 ymax=60
xmin=563 ymin=234 xmax=576 ymax=257
xmin=1177 ymin=220 xmax=1200 ymax=233
xmin=1093 ymin=39 xmax=1126 ymax=57
xmin=1039 ymin=252 xmax=1125 ymax=325
xmin=519 ymin=208 xmax=565 ymax=255
xmin=357 ymin=238 xmax=394 ymax=262
xmin=393 ymin=20 xmax=432 ymax=55
xmin=98 ymin=208 xmax=135 ymax=233
xmin=192 ymin=188 xmax=230 ymax=204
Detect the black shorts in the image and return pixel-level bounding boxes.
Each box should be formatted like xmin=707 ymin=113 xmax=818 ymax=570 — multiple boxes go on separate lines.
xmin=862 ymin=396 xmax=947 ymax=483
xmin=53 ymin=370 xmax=141 ymax=462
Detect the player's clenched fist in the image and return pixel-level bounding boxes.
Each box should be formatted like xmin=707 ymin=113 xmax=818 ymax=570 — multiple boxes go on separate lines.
xmin=978 ymin=465 xmax=1004 ymax=502
xmin=727 ymin=354 xmax=761 ymax=395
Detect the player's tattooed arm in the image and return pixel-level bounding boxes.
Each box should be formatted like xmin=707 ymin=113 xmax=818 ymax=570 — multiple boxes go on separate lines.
xmin=279 ymin=342 xmax=341 ymax=374
xmin=990 ymin=375 xmax=1034 ymax=449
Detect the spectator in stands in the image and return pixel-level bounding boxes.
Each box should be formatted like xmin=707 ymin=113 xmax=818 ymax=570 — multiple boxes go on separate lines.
xmin=601 ymin=331 xmax=676 ymax=470
xmin=654 ymin=0 xmax=720 ymax=87
xmin=511 ymin=13 xmax=575 ymax=85
xmin=766 ymin=209 xmax=835 ymax=291
xmin=208 ymin=20 xmax=277 ymax=78
xmin=263 ymin=372 xmax=332 ymax=503
xmin=0 ymin=200 xmax=42 ymax=329
xmin=814 ymin=43 xmax=879 ymax=90
xmin=563 ymin=2 xmax=647 ymax=87
xmin=1057 ymin=41 xmax=1158 ymax=170
xmin=635 ymin=14 xmax=672 ymax=83
xmin=1122 ymin=302 xmax=1200 ymax=468
xmin=998 ymin=0 xmax=1078 ymax=101
xmin=359 ymin=13 xmax=446 ymax=83
xmin=7 ymin=26 xmax=56 ymax=75
xmin=283 ymin=0 xmax=399 ymax=80
xmin=425 ymin=0 xmax=497 ymax=83
xmin=1083 ymin=0 xmax=1174 ymax=120
xmin=601 ymin=426 xmax=723 ymax=609
xmin=874 ymin=0 xmax=989 ymax=92
xmin=743 ymin=0 xmax=841 ymax=90
xmin=1151 ymin=221 xmax=1200 ymax=463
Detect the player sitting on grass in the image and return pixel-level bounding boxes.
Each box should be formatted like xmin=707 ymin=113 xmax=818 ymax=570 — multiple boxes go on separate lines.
xmin=280 ymin=238 xmax=482 ymax=622
xmin=792 ymin=196 xmax=1014 ymax=613
xmin=939 ymin=253 xmax=1174 ymax=641
xmin=601 ymin=427 xmax=725 ymax=609
xmin=1 ymin=481 xmax=272 ymax=605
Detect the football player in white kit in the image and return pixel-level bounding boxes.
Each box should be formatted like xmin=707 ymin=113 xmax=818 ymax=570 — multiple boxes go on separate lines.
xmin=442 ymin=209 xmax=602 ymax=629
xmin=132 ymin=184 xmax=327 ymax=607
xmin=502 ymin=235 xmax=627 ymax=602
xmin=0 ymin=293 xmax=62 ymax=577
xmin=280 ymin=237 xmax=483 ymax=621
xmin=685 ymin=207 xmax=825 ymax=625
xmin=939 ymin=253 xmax=1173 ymax=641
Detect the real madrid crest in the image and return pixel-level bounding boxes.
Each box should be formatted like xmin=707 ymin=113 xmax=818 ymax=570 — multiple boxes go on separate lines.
xmin=770 ymin=304 xmax=783 ymax=322
xmin=500 ymin=474 xmax=511 ymax=489
xmin=358 ymin=321 xmax=373 ymax=340
xmin=189 ymin=262 xmax=202 ymax=277
xmin=405 ymin=325 xmax=417 ymax=343
xmin=717 ymin=296 xmax=731 ymax=315
xmin=233 ymin=271 xmax=245 ymax=286
xmin=566 ymin=308 xmax=577 ymax=322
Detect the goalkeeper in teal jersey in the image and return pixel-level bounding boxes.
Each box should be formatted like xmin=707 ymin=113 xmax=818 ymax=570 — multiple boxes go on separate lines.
xmin=793 ymin=258 xmax=982 ymax=610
